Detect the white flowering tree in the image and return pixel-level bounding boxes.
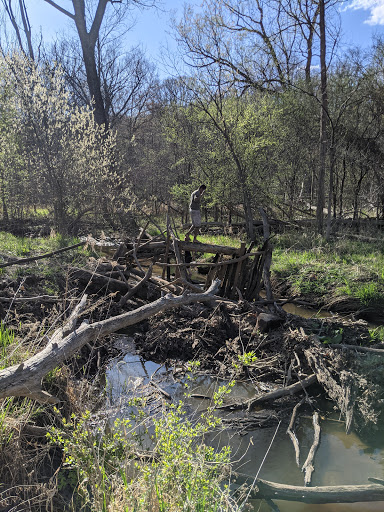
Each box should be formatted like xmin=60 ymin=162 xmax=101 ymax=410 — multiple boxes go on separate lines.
xmin=3 ymin=53 xmax=121 ymax=232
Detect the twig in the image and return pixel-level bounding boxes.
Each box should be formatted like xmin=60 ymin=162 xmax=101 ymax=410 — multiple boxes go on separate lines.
xmin=149 ymin=381 xmax=171 ymax=400
xmin=0 ymin=295 xmax=61 ymax=303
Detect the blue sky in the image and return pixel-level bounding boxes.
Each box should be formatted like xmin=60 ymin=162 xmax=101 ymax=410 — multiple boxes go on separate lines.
xmin=27 ymin=0 xmax=384 ymax=65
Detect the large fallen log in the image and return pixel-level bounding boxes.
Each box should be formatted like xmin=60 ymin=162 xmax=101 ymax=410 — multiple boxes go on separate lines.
xmin=0 ymin=280 xmax=220 ymax=404
xmin=179 ymin=240 xmax=239 ymax=256
xmin=252 ymin=478 xmax=384 ymax=504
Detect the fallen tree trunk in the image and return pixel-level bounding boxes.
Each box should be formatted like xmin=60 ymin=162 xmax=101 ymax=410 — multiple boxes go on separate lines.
xmin=218 ymin=374 xmax=317 ymax=411
xmin=252 ymin=478 xmax=384 ymax=504
xmin=179 ymin=240 xmax=239 ymax=256
xmin=0 ymin=280 xmax=220 ymax=404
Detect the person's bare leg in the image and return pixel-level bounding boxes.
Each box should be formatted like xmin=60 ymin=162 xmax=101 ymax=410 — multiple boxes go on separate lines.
xmin=193 ymin=227 xmax=200 ymax=242
xmin=185 ymin=224 xmax=194 ymax=241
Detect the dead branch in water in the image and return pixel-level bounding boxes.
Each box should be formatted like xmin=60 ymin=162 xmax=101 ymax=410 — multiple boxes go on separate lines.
xmin=302 ymin=411 xmax=321 ymax=486
xmin=0 ymin=280 xmax=221 ymax=404
xmin=287 ymin=398 xmax=305 ymax=467
xmin=252 ymin=478 xmax=384 ymax=504
xmin=305 ymin=348 xmax=354 ymax=433
xmin=217 ymin=374 xmax=317 ymax=411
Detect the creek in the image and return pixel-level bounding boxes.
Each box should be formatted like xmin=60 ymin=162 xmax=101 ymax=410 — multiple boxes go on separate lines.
xmin=104 ymin=335 xmax=384 ymax=512
xmin=96 ymin=244 xmax=384 ymax=510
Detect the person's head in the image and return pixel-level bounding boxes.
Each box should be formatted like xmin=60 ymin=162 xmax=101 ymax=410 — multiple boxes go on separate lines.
xmin=199 ymin=184 xmax=207 ymax=192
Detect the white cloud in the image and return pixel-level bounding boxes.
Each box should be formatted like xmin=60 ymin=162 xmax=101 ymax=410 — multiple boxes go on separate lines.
xmin=348 ymin=0 xmax=384 ymax=25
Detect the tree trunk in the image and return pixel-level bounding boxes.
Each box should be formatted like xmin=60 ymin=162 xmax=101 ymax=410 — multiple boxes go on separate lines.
xmin=316 ymin=0 xmax=328 ymax=235
xmin=325 ymin=139 xmax=336 ymax=239
xmin=44 ymin=0 xmax=109 ymax=127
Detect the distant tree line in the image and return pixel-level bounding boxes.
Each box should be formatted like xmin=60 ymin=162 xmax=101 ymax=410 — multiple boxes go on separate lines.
xmin=0 ymin=0 xmax=383 ymax=238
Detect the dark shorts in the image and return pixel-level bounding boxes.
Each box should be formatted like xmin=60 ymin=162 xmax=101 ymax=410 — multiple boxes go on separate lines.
xmin=190 ymin=210 xmax=201 ymax=227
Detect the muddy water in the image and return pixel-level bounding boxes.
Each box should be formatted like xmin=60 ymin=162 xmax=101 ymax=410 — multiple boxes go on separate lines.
xmin=105 ymin=337 xmax=384 ymax=512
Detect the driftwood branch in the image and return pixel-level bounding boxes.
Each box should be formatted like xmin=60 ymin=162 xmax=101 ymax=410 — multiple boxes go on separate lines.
xmin=287 ymin=398 xmax=305 ymax=467
xmin=301 ymin=411 xmax=321 ymax=486
xmin=0 ymin=241 xmax=86 ymax=268
xmin=218 ymin=374 xmax=317 ymax=411
xmin=0 ymin=280 xmax=221 ymax=404
xmin=253 ymin=478 xmax=384 ymax=504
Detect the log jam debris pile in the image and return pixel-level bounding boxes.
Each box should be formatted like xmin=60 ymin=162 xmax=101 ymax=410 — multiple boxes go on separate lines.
xmin=1 ymin=229 xmax=384 ymax=508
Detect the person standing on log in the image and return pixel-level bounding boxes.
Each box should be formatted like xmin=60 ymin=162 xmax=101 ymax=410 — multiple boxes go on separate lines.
xmin=185 ymin=184 xmax=206 ymax=242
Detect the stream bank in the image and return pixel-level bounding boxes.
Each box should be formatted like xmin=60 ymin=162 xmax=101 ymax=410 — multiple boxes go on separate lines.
xmin=1 ymin=230 xmax=384 ymax=511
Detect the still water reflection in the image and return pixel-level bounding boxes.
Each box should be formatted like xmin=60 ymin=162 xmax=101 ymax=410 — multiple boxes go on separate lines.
xmin=106 ymin=338 xmax=384 ymax=512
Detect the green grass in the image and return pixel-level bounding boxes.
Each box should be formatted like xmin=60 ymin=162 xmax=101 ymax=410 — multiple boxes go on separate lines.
xmin=0 ymin=322 xmax=16 ymax=369
xmin=0 ymin=231 xmax=91 ymax=297
xmin=0 ymin=232 xmax=83 ymax=260
xmin=368 ymin=326 xmax=384 ymax=343
xmin=198 ymin=233 xmax=244 ymax=247
xmin=272 ymin=232 xmax=384 ymax=307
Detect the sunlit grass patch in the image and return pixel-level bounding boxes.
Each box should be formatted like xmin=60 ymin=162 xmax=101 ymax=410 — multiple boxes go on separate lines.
xmin=198 ymin=233 xmax=243 ymax=247
xmin=0 ymin=232 xmax=83 ymax=260
xmin=272 ymin=234 xmax=384 ymax=306
xmin=0 ymin=322 xmax=16 ymax=369
xmin=369 ymin=326 xmax=384 ymax=343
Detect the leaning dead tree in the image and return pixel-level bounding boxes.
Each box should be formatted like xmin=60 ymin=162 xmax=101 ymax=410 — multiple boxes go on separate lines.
xmin=0 ymin=280 xmax=221 ymax=403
